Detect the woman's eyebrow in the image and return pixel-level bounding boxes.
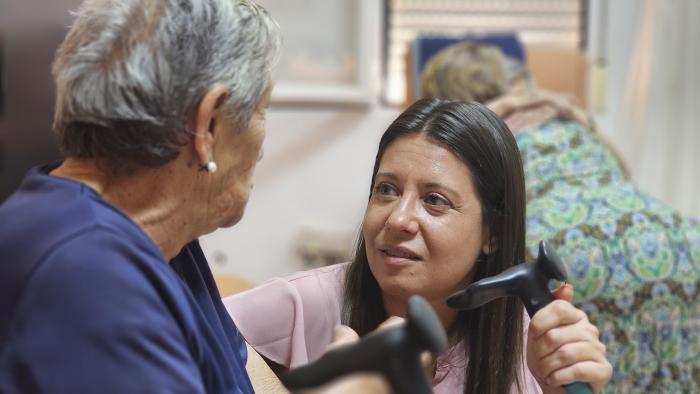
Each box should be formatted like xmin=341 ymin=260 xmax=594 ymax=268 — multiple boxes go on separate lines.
xmin=425 ymin=181 xmax=460 ymax=197
xmin=377 ymin=173 xmax=460 ymax=196
xmin=375 ymin=172 xmax=398 ymax=180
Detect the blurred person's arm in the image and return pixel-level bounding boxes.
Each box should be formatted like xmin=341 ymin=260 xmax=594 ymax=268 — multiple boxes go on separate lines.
xmin=490 ymin=89 xmax=631 ymax=177
xmin=487 ymin=89 xmax=591 ymax=132
xmin=245 ymin=343 xmax=289 ymax=393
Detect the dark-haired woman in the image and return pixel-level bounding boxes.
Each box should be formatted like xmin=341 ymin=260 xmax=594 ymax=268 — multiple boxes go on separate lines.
xmin=225 ymin=99 xmax=611 ymax=394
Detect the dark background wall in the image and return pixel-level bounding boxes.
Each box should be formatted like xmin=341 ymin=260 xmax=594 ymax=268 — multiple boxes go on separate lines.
xmin=0 ymin=0 xmax=81 ymax=202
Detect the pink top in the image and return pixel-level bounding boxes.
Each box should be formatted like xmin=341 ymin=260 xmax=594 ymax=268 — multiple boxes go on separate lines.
xmin=224 ymin=263 xmax=542 ymax=393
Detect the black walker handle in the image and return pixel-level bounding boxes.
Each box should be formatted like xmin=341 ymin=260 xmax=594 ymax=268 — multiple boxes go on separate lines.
xmin=447 ymin=241 xmax=593 ymax=394
xmin=282 ymin=295 xmax=447 ymax=394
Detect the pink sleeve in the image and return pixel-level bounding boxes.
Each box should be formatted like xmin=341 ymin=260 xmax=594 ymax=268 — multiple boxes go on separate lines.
xmin=516 ymin=367 xmax=544 ymax=394
xmin=515 ymin=313 xmax=544 ymax=394
xmin=222 ymin=264 xmax=346 ymax=369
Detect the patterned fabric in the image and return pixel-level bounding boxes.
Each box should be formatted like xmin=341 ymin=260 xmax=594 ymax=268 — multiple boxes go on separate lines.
xmin=516 ymin=122 xmax=700 ymax=394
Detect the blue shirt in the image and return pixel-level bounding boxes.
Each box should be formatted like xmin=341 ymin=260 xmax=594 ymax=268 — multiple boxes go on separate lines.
xmin=0 ymin=163 xmax=254 ymax=393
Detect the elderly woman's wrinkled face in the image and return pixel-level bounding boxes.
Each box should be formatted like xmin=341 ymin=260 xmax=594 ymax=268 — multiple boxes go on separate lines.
xmin=210 ymin=90 xmax=271 ymax=228
xmin=363 ymin=133 xmax=489 ymax=304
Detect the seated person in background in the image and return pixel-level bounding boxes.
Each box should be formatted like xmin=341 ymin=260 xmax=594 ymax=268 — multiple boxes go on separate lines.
xmin=421 ymin=40 xmax=592 ymax=133
xmin=225 ymin=98 xmax=612 ymax=393
xmin=420 ymin=39 xmax=700 ymax=393
xmin=0 ymin=0 xmax=391 ymax=393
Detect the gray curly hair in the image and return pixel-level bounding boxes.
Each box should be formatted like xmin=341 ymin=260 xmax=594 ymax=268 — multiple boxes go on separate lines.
xmin=52 ymin=0 xmax=281 ymax=170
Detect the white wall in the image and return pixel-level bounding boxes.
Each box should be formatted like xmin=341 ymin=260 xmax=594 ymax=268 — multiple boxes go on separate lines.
xmin=588 ymin=0 xmax=700 ymax=217
xmin=201 ymin=106 xmax=401 ymax=282
xmin=586 ymin=0 xmax=642 ymax=135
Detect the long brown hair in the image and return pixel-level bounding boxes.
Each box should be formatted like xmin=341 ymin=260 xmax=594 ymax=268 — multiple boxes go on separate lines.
xmin=343 ymin=98 xmax=526 ymax=394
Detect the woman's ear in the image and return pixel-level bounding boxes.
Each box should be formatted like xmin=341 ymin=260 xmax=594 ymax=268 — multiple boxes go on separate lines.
xmin=482 ymin=241 xmax=493 ymax=256
xmin=190 ymin=86 xmax=229 ymax=166
xmin=481 ymin=228 xmax=496 ymax=256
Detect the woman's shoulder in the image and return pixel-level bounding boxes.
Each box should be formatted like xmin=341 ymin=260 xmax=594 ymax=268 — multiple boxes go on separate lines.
xmin=283 ymin=262 xmax=349 ymax=289
xmin=228 ymin=262 xmax=349 ymax=317
xmin=223 ymin=263 xmax=351 ymax=368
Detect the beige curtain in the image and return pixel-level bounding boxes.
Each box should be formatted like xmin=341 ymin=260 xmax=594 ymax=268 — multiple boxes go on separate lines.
xmin=620 ymin=0 xmax=700 ymax=218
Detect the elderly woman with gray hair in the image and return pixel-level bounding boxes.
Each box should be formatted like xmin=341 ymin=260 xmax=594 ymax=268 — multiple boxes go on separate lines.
xmin=0 ymin=1 xmax=390 ymax=393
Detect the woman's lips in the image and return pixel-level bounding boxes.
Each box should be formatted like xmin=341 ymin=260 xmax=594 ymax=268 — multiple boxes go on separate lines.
xmin=379 ymin=245 xmax=421 ymax=265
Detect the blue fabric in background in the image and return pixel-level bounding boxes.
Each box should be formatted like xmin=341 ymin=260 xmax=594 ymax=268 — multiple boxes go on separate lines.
xmin=0 ymin=163 xmax=253 ymax=393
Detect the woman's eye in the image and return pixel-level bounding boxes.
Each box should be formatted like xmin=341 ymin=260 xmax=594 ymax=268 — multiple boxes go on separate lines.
xmin=375 ymin=183 xmax=398 ymax=196
xmin=425 ymin=193 xmax=450 ymax=208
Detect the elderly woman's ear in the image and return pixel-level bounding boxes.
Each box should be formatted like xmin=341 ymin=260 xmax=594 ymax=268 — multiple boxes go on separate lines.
xmin=190 ymin=86 xmax=230 ymax=169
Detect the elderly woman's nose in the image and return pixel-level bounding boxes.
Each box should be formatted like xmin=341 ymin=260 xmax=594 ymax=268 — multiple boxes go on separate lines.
xmin=385 ymin=196 xmax=419 ymax=235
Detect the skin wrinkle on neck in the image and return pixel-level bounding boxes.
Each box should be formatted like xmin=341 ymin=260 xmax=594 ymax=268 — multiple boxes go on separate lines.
xmin=52 ymin=156 xmax=205 ymax=260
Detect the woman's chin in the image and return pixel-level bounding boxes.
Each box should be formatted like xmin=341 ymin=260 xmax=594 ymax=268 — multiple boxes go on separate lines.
xmin=375 ymin=275 xmax=424 ymax=300
xmin=220 ymin=215 xmax=242 ymax=228
xmin=215 ymin=206 xmax=245 ymax=229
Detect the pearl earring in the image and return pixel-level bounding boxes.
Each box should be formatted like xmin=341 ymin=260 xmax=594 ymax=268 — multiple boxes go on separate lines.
xmin=205 ymin=161 xmax=218 ymax=173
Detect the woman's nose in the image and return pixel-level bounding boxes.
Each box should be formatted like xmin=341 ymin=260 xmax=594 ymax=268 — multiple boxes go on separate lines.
xmin=385 ymin=196 xmax=419 ymax=235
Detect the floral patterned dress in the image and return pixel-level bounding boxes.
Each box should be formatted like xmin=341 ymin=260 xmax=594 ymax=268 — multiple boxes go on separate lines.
xmin=517 ymin=121 xmax=700 ymax=393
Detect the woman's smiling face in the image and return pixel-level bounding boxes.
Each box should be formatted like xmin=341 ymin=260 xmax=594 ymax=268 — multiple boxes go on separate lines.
xmin=362 ymin=133 xmax=490 ymax=304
